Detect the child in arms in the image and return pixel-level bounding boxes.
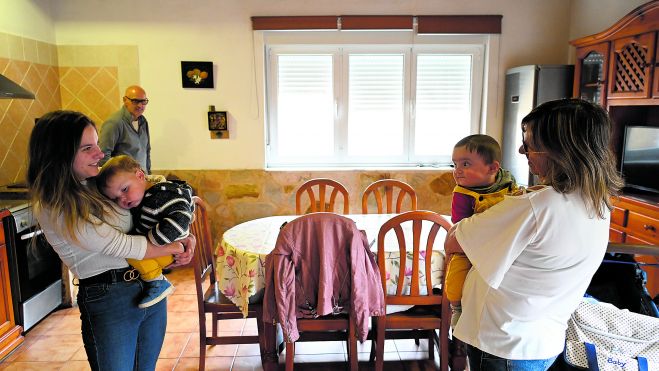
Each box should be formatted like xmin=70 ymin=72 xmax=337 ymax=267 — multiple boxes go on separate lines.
xmin=447 ymin=134 xmax=518 ymax=326
xmin=97 ymin=155 xmax=195 ymax=308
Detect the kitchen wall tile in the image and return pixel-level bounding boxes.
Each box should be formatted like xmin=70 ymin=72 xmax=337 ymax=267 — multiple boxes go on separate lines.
xmin=73 ymin=46 xmax=99 ymax=66
xmin=91 ymin=67 xmax=118 ymax=94
xmin=22 ymin=38 xmax=38 ymax=63
xmin=0 ymin=58 xmax=8 ymax=72
xmin=60 ymin=67 xmax=87 ymax=94
xmin=36 ymin=40 xmax=51 ymax=65
xmin=49 ymin=43 xmax=58 ymax=66
xmin=7 ymin=34 xmax=24 ymax=61
xmin=57 ymin=45 xmax=75 ymax=65
xmin=0 ymin=33 xmax=9 ymax=59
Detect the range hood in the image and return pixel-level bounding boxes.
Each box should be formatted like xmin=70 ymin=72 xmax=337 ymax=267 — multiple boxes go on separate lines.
xmin=0 ymin=74 xmax=35 ymax=99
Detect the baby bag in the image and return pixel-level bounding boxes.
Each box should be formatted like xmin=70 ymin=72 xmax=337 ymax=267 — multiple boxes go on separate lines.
xmin=562 ymin=299 xmax=659 ymax=371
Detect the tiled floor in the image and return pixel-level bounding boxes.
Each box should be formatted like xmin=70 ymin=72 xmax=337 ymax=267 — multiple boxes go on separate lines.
xmin=0 ymin=268 xmax=441 ymax=370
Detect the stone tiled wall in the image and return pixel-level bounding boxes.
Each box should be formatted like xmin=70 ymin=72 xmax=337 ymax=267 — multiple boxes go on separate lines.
xmin=0 ymin=32 xmax=139 ymax=185
xmin=57 ymin=45 xmax=140 ymax=126
xmin=159 ymin=169 xmax=457 ymax=249
xmin=59 ymin=66 xmax=119 ymax=126
xmin=0 ymin=33 xmax=61 ymax=186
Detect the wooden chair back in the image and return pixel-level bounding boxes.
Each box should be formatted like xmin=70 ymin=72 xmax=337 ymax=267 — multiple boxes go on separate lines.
xmin=373 ymin=210 xmax=454 ymax=371
xmin=362 ymin=179 xmax=417 ymax=214
xmin=191 ymin=198 xmax=215 ymax=288
xmin=295 ymin=178 xmax=350 ymax=215
xmin=377 ymin=210 xmax=450 ymax=306
xmin=191 ymin=197 xmax=266 ymax=371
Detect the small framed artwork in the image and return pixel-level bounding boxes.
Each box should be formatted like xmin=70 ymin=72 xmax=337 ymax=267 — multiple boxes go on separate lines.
xmin=208 ymin=111 xmax=227 ymax=131
xmin=181 ymin=61 xmax=214 ymax=88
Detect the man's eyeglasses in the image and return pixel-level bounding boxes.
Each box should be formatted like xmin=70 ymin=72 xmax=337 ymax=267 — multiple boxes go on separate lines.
xmin=125 ymin=97 xmax=149 ymax=105
xmin=522 ymin=142 xmax=547 ymax=155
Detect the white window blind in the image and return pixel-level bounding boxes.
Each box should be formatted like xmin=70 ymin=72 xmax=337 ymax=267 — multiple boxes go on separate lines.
xmin=414 ymin=55 xmax=472 ymax=157
xmin=348 ymin=54 xmax=405 ymax=157
xmin=275 ymin=55 xmax=334 ymax=158
xmin=265 ymin=34 xmax=485 ymax=168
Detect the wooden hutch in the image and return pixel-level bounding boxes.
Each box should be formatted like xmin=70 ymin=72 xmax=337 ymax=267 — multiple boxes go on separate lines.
xmin=571 ymin=0 xmax=659 ymax=297
xmin=0 ymin=210 xmax=24 ymax=360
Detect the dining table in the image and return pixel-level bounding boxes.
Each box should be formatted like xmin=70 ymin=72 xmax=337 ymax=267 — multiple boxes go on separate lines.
xmin=217 ymin=213 xmax=449 ymax=317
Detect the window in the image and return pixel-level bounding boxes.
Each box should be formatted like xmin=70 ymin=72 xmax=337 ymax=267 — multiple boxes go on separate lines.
xmin=265 ymin=32 xmax=486 ymax=168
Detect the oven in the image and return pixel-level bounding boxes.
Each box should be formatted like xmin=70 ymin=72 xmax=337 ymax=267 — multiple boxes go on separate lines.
xmin=1 ymin=202 xmax=62 ymax=332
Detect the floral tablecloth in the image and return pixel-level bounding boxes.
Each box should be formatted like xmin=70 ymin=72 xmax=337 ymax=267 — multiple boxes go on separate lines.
xmin=217 ymin=214 xmax=448 ymax=317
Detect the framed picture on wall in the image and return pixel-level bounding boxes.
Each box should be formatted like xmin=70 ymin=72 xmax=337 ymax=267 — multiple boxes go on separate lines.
xmin=181 ymin=61 xmax=214 ymax=88
xmin=208 ymin=111 xmax=227 ymax=131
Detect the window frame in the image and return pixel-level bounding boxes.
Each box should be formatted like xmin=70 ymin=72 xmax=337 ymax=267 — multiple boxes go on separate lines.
xmin=264 ymin=31 xmax=487 ymax=169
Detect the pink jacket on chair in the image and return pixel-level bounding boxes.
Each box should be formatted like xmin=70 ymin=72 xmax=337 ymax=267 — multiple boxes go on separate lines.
xmin=263 ymin=212 xmax=385 ymax=342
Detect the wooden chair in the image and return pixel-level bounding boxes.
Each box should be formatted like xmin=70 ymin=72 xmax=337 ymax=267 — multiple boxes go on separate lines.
xmin=286 ymin=315 xmax=358 ymax=371
xmin=191 ymin=197 xmax=267 ymax=371
xmin=362 ymin=179 xmax=418 ymax=214
xmin=372 ymin=210 xmax=453 ymax=371
xmin=295 ymin=178 xmax=350 ymax=215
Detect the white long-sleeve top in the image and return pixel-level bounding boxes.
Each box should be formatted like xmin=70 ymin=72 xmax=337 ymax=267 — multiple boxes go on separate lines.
xmin=35 ymin=202 xmax=147 ymax=279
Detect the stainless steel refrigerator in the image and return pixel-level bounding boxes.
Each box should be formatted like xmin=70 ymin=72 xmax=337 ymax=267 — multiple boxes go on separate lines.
xmin=501 ymin=65 xmax=574 ymax=186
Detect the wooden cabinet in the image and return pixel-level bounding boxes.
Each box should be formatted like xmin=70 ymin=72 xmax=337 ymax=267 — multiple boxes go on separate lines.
xmin=0 ymin=210 xmax=23 ymax=360
xmin=609 ymin=196 xmax=659 ymax=298
xmin=572 ymin=2 xmax=659 ymax=299
xmin=574 ymin=43 xmax=609 ymax=105
xmin=571 ymin=1 xmax=659 ymax=106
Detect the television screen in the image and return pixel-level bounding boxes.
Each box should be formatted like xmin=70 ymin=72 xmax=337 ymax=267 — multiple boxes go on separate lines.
xmin=621 ymin=126 xmax=659 ymax=195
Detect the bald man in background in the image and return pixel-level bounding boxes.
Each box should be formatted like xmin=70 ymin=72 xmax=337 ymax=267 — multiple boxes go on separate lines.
xmin=99 ymin=85 xmax=152 ymax=173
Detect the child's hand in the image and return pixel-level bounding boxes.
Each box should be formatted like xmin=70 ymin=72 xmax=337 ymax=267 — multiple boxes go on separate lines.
xmin=168 ymin=235 xmax=196 ymax=268
xmin=511 ymin=187 xmax=527 ymax=196
xmin=511 ymin=185 xmax=545 ymax=196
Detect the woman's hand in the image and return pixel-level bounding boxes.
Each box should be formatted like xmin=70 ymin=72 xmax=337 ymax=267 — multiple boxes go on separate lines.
xmin=168 ymin=234 xmax=196 ymax=268
xmin=444 ymin=223 xmax=464 ymax=255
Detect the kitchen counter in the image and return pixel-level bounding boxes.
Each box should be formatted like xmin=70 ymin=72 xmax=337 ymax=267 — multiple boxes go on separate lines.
xmin=0 ymin=184 xmax=28 ymax=200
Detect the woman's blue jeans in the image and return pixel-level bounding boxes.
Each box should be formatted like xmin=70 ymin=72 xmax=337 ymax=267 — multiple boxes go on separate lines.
xmin=78 ymin=279 xmax=167 ymax=371
xmin=466 ymin=343 xmax=558 ymax=371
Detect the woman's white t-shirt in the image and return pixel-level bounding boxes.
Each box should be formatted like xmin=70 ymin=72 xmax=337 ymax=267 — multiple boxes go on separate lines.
xmin=454 ymin=186 xmax=609 ymax=359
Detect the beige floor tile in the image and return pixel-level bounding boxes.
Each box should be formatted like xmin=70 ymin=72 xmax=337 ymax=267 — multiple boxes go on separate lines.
xmin=166 ymin=312 xmax=199 ymax=333
xmin=232 ymin=355 xmax=265 ymax=371
xmin=155 ymin=357 xmax=178 ymax=371
xmin=56 ymin=360 xmax=92 ymax=370
xmin=393 ymin=338 xmax=430 ymax=352
xmin=160 ymin=332 xmax=192 ymax=358
xmin=38 ymin=312 xmax=83 ymax=335
xmin=236 ymin=343 xmax=262 ymax=357
xmin=293 ymin=352 xmax=346 ymax=363
xmin=175 ymin=356 xmax=233 ymax=371
xmin=292 ymin=340 xmax=345 ymax=355
xmin=356 ymin=339 xmax=397 ymax=353
xmin=167 ymin=293 xmax=198 ymax=312
xmin=13 ymin=334 xmax=83 ymax=362
xmin=0 ymin=361 xmax=67 ymax=370
xmin=181 ymin=332 xmax=240 ymax=358
xmin=69 ymin=346 xmax=88 ymax=361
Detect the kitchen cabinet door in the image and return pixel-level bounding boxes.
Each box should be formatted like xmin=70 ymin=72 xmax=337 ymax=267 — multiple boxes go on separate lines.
xmin=574 ymin=43 xmax=609 ymax=106
xmin=608 ymin=32 xmax=656 ymax=99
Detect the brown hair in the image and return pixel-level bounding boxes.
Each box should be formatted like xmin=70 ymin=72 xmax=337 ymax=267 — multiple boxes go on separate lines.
xmin=521 ymin=98 xmax=624 ymax=218
xmin=96 ymin=155 xmax=143 ymax=194
xmin=454 ymin=134 xmax=501 ymax=164
xmin=27 ymin=110 xmax=114 ymax=241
